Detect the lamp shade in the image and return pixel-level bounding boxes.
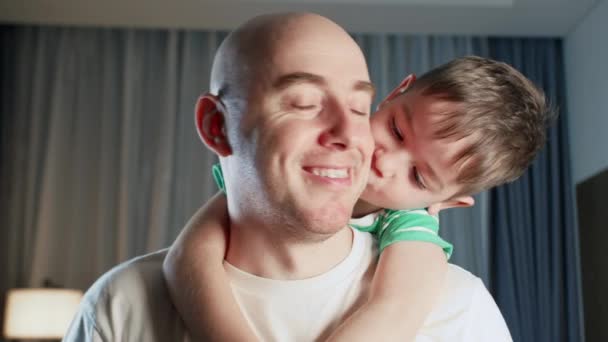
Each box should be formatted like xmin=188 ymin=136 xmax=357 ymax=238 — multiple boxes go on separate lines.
xmin=3 ymin=288 xmax=83 ymax=339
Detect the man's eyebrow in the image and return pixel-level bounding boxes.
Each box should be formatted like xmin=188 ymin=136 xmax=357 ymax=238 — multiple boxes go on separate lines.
xmin=273 ymin=72 xmax=325 ymax=90
xmin=272 ymin=72 xmax=375 ymax=97
xmin=354 ymin=80 xmax=375 ymax=97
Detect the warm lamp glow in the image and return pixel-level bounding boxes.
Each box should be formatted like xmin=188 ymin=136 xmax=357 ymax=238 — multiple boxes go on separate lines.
xmin=3 ymin=288 xmax=83 ymax=339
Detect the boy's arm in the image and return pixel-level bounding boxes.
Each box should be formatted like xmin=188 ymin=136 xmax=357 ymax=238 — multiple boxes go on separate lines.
xmin=326 ymin=241 xmax=447 ymax=342
xmin=162 ymin=192 xmax=258 ymax=341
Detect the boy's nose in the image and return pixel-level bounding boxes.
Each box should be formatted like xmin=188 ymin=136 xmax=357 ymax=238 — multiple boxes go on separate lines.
xmin=373 ymin=147 xmax=408 ymax=179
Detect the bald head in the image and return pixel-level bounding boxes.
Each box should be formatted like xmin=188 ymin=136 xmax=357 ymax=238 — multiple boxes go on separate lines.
xmin=210 ymin=13 xmax=368 ymax=113
xmin=197 ymin=12 xmax=374 ymax=240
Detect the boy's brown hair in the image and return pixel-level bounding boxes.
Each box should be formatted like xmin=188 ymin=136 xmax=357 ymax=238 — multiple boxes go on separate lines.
xmin=410 ymin=56 xmax=553 ymax=196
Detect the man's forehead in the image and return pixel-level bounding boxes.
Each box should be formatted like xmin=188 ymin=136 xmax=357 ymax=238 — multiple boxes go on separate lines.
xmin=271 ymin=52 xmax=368 ymax=75
xmin=266 ymin=28 xmax=370 ymax=77
xmin=265 ymin=47 xmax=372 ymax=92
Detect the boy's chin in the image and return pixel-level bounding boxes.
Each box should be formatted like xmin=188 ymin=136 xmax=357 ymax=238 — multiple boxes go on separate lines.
xmin=355 ymin=190 xmax=387 ymax=212
xmin=359 ymin=185 xmax=392 ymax=205
xmin=358 ymin=187 xmax=423 ymax=212
xmin=358 ymin=186 xmax=377 ymax=203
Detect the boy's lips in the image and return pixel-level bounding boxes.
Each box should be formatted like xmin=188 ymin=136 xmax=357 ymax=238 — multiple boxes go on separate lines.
xmin=370 ymin=154 xmax=383 ymax=178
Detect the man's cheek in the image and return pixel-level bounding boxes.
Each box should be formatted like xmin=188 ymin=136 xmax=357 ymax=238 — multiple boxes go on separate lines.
xmin=354 ymin=123 xmax=375 ymax=157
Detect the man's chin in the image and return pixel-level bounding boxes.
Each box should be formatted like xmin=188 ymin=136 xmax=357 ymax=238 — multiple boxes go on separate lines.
xmin=280 ymin=195 xmax=356 ymax=239
xmin=302 ymin=206 xmax=352 ymax=235
xmin=297 ymin=222 xmax=350 ymax=244
xmin=308 ymin=220 xmax=349 ymax=234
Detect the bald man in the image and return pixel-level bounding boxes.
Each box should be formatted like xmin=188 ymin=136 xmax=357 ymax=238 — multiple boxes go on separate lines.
xmin=65 ymin=13 xmax=510 ymax=341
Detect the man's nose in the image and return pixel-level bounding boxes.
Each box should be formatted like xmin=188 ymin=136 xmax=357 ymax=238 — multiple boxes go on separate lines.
xmin=318 ymin=102 xmax=365 ymax=150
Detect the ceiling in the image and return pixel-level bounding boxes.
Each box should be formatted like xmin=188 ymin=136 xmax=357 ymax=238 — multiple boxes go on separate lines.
xmin=0 ymin=0 xmax=601 ymax=36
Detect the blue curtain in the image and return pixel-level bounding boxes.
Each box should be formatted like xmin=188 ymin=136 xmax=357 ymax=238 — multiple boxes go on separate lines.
xmin=486 ymin=38 xmax=584 ymax=342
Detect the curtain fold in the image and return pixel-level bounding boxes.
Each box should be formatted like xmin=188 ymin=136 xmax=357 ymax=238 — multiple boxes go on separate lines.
xmin=486 ymin=38 xmax=584 ymax=342
xmin=0 ymin=25 xmax=583 ymax=342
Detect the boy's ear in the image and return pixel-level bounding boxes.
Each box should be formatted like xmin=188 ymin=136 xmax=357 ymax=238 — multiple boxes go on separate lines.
xmin=378 ymin=74 xmax=416 ymax=109
xmin=427 ymin=196 xmax=475 ymax=216
xmin=195 ymin=94 xmax=232 ymax=157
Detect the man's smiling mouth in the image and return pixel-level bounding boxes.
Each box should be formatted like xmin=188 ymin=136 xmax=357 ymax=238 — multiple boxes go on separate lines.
xmin=309 ymin=168 xmax=349 ymax=179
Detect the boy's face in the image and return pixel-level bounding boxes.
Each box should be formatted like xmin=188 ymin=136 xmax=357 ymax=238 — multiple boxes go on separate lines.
xmin=360 ymin=79 xmax=474 ymax=212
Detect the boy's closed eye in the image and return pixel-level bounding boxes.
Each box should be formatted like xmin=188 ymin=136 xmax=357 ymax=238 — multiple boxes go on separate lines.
xmin=390 ymin=116 xmax=404 ymax=142
xmin=389 ymin=115 xmax=428 ymax=191
xmin=412 ymin=166 xmax=428 ymax=190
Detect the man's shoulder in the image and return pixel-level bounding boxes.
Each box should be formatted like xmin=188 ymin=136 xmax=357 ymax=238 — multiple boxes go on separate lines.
xmin=444 ymin=263 xmax=485 ymax=295
xmin=421 ymin=264 xmax=512 ymax=341
xmin=424 ymin=264 xmax=484 ymax=320
xmin=352 ymin=233 xmax=511 ymax=341
xmin=78 ymin=249 xmax=170 ymax=321
xmin=65 ymin=249 xmax=187 ymax=342
xmin=85 ymin=249 xmax=169 ymax=304
xmin=106 ymin=249 xmax=168 ymax=285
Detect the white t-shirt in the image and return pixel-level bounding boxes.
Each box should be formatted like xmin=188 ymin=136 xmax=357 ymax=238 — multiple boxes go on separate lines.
xmin=64 ymin=228 xmax=512 ymax=341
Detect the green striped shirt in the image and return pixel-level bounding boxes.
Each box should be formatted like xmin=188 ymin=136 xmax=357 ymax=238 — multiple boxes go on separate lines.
xmin=350 ymin=208 xmax=452 ymax=259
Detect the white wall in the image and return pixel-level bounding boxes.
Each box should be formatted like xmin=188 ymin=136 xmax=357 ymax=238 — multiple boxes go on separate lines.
xmin=0 ymin=0 xmax=596 ymax=36
xmin=564 ymin=0 xmax=608 ymax=184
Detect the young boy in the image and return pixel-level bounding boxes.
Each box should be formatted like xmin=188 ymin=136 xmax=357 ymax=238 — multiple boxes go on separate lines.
xmin=163 ymin=56 xmax=550 ymax=341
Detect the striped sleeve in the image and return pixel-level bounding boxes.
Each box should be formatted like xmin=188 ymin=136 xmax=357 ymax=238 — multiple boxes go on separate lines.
xmin=376 ymin=209 xmax=453 ymax=259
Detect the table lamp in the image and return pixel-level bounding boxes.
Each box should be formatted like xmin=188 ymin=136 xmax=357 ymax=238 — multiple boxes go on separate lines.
xmin=3 ymin=288 xmax=83 ymax=340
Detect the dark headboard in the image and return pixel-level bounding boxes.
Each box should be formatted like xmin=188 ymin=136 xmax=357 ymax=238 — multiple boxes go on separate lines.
xmin=576 ymin=167 xmax=608 ymax=342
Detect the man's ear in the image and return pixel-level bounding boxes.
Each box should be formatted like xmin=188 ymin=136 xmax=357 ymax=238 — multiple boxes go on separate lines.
xmin=427 ymin=196 xmax=475 ymax=216
xmin=377 ymin=74 xmax=416 ymax=109
xmin=195 ymin=94 xmax=232 ymax=157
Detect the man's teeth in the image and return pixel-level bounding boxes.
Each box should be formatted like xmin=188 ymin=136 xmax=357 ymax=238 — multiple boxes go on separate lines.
xmin=311 ymin=168 xmax=348 ymax=179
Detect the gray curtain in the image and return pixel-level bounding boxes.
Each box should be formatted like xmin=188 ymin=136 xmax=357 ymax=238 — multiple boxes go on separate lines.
xmin=0 ymin=26 xmax=583 ymax=342
xmin=0 ymin=27 xmax=224 ymax=296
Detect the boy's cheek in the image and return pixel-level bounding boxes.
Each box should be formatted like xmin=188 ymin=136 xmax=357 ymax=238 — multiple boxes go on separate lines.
xmin=369 ymin=116 xmax=390 ymax=146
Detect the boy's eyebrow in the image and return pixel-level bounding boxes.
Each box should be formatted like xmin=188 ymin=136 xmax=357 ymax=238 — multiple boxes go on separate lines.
xmin=401 ymin=103 xmax=444 ymax=191
xmin=419 ymin=161 xmax=444 ymax=191
xmin=401 ymin=102 xmax=414 ymax=126
xmin=273 ymin=72 xmax=375 ymax=96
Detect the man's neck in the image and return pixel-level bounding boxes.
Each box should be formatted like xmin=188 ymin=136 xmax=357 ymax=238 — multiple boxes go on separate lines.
xmin=225 ymin=220 xmax=354 ymax=280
